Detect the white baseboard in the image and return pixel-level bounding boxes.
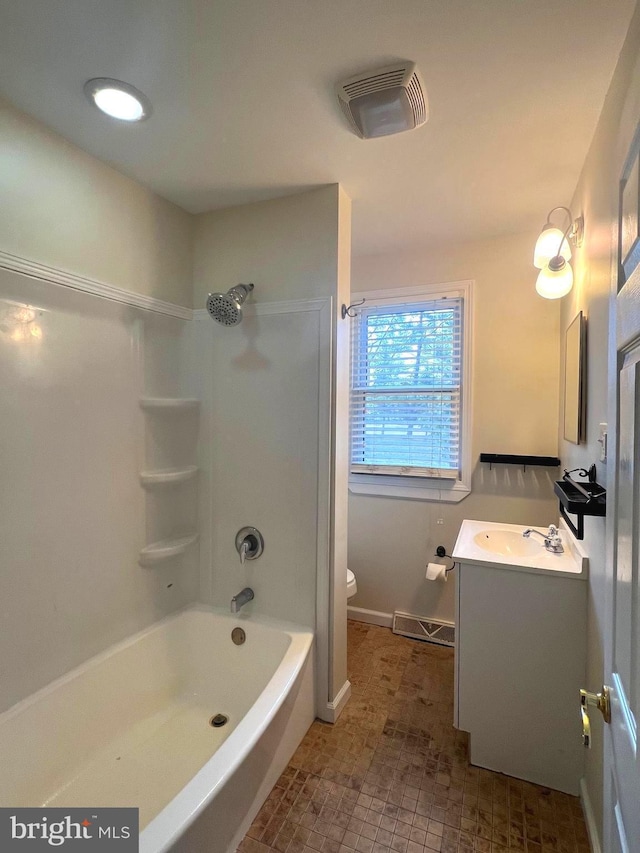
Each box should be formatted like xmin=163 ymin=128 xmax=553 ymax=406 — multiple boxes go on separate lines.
xmin=347 ymin=606 xmax=393 ymax=628
xmin=580 ymin=776 xmax=602 ymax=853
xmin=318 ymin=680 xmax=351 ymax=723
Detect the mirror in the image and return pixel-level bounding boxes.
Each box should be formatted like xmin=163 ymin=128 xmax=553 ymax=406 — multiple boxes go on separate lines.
xmin=564 ymin=311 xmax=586 ymax=444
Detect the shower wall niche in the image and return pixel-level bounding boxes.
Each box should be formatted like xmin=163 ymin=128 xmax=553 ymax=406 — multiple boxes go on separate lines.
xmin=138 ymin=314 xmax=200 ymax=569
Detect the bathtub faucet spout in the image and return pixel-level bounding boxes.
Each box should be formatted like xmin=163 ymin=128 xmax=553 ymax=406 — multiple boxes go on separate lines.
xmin=231 ymin=587 xmax=254 ymax=613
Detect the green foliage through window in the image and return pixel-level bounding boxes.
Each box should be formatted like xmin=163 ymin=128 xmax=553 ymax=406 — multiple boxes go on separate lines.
xmin=350 ymin=298 xmax=463 ymax=476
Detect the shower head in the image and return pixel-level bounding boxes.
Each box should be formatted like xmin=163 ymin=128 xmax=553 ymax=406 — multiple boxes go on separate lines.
xmin=206 ymin=284 xmax=254 ymax=326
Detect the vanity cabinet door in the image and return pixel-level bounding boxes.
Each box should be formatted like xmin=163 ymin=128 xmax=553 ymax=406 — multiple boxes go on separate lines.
xmin=455 ymin=561 xmax=586 ymax=794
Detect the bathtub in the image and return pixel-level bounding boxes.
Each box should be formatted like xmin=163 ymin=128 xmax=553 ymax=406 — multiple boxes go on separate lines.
xmin=0 ymin=604 xmax=315 ymax=852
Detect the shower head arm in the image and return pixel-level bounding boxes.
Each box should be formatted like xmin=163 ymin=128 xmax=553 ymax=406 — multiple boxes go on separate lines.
xmin=228 ymin=283 xmax=254 ymax=303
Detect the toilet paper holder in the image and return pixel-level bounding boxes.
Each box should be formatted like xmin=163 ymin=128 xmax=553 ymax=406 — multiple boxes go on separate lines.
xmin=434 ymin=545 xmax=457 ymax=573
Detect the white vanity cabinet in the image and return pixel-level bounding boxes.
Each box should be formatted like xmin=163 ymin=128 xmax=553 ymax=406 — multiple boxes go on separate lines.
xmin=452 ymin=519 xmax=588 ymax=795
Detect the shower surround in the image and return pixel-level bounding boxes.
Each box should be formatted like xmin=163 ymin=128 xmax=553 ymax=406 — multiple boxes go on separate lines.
xmin=0 ymin=266 xmax=199 ymax=715
xmin=1 ymin=184 xmax=352 ymax=850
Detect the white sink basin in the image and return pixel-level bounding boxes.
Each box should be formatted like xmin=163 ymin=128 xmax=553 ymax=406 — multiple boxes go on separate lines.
xmin=473 ymin=529 xmax=541 ymax=558
xmin=452 ymin=520 xmax=588 ymax=578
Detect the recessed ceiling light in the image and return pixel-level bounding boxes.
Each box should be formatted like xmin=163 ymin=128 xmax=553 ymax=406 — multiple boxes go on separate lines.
xmin=84 ymin=78 xmax=151 ymax=122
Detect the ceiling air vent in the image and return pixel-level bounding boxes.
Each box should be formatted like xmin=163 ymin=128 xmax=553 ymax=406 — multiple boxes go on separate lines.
xmin=336 ymin=62 xmax=428 ymax=139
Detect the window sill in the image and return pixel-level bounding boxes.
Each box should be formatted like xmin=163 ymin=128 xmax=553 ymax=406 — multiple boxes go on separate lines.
xmin=349 ymin=474 xmax=471 ymax=503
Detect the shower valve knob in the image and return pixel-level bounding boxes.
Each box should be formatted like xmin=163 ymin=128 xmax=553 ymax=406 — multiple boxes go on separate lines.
xmin=235 ymin=527 xmax=264 ymax=564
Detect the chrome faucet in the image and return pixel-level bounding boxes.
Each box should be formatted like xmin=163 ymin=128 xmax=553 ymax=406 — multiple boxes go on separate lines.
xmin=522 ymin=525 xmax=564 ymax=553
xmin=230 ymin=587 xmax=254 ymax=613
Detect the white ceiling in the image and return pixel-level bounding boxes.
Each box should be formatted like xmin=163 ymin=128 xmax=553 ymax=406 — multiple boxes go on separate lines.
xmin=0 ymin=0 xmax=635 ymax=257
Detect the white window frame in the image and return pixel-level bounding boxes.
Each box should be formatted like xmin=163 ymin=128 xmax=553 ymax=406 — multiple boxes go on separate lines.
xmin=348 ymin=280 xmax=473 ymax=502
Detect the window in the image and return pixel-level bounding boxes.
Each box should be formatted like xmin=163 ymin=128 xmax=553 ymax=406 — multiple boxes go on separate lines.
xmin=349 ymin=282 xmax=472 ymax=501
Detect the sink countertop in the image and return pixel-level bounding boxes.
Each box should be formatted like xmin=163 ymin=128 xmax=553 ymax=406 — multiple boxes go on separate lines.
xmin=452 ymin=519 xmax=589 ymax=579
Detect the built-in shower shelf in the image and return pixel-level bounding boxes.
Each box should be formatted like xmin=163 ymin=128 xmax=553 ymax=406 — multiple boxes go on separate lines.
xmin=138 ymin=533 xmax=199 ymax=567
xmin=140 ymin=466 xmax=199 ymax=487
xmin=139 ymin=397 xmax=200 ymax=412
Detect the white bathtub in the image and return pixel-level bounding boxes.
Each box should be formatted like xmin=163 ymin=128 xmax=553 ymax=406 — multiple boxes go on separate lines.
xmin=0 ymin=604 xmax=315 ymax=852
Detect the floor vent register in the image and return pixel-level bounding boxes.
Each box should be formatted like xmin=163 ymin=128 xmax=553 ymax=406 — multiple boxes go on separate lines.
xmin=392 ymin=612 xmax=455 ymax=647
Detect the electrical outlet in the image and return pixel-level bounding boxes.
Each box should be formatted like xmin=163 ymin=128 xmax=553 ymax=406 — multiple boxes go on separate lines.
xmin=598 ymin=423 xmax=608 ymax=462
xmin=436 ymin=517 xmax=444 ymax=525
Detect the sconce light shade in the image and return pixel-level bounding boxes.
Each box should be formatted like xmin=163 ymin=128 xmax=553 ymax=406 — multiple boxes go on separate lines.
xmin=533 ymin=225 xmax=572 ymax=269
xmin=533 ymin=207 xmax=583 ymax=299
xmin=535 ymin=257 xmax=574 ymax=299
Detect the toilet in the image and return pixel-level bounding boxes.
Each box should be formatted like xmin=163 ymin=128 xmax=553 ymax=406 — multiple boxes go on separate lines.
xmin=347 ymin=568 xmax=357 ymax=599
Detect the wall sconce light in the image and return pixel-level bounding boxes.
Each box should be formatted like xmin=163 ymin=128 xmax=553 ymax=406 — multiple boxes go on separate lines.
xmin=534 ymin=206 xmax=584 ymax=299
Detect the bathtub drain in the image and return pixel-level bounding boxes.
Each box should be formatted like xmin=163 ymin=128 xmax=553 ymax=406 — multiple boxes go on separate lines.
xmin=209 ymin=714 xmax=229 ymax=728
xmin=231 ymin=627 xmax=246 ymax=645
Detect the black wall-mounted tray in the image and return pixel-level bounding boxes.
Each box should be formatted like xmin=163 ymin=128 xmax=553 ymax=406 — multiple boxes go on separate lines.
xmin=480 ymin=453 xmax=561 ymax=470
xmin=554 ymin=478 xmax=606 ymax=539
xmin=553 ymin=480 xmax=606 ymax=515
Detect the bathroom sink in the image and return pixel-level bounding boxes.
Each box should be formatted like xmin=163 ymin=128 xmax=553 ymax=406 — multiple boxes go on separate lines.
xmin=472 ymin=529 xmax=541 ymax=558
xmin=452 ymin=519 xmax=589 ymax=578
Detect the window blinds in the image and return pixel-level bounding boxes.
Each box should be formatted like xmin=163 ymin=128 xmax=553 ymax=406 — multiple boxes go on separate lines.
xmin=350 ymin=296 xmax=463 ymax=479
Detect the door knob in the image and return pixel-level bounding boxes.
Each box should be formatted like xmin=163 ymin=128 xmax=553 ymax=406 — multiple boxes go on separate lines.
xmin=579 ymin=685 xmax=611 ymax=748
xmin=580 ymin=705 xmax=591 ymax=748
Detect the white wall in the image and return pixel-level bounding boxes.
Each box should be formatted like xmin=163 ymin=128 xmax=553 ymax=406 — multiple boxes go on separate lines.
xmin=0 ymin=98 xmax=193 ymax=307
xmin=191 ymin=186 xmax=351 ymax=717
xmin=0 ymin=267 xmax=199 ymax=715
xmin=349 ymin=232 xmax=561 ymax=624
xmin=558 ymin=5 xmax=640 ymax=842
xmin=193 ymin=187 xmax=345 ymax=306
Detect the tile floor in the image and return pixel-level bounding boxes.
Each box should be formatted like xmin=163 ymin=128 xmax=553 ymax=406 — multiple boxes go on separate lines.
xmin=238 ymin=621 xmax=589 ymax=853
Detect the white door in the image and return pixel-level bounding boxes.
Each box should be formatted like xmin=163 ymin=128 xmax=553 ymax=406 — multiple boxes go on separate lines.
xmin=604 ymin=125 xmax=640 ymax=853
